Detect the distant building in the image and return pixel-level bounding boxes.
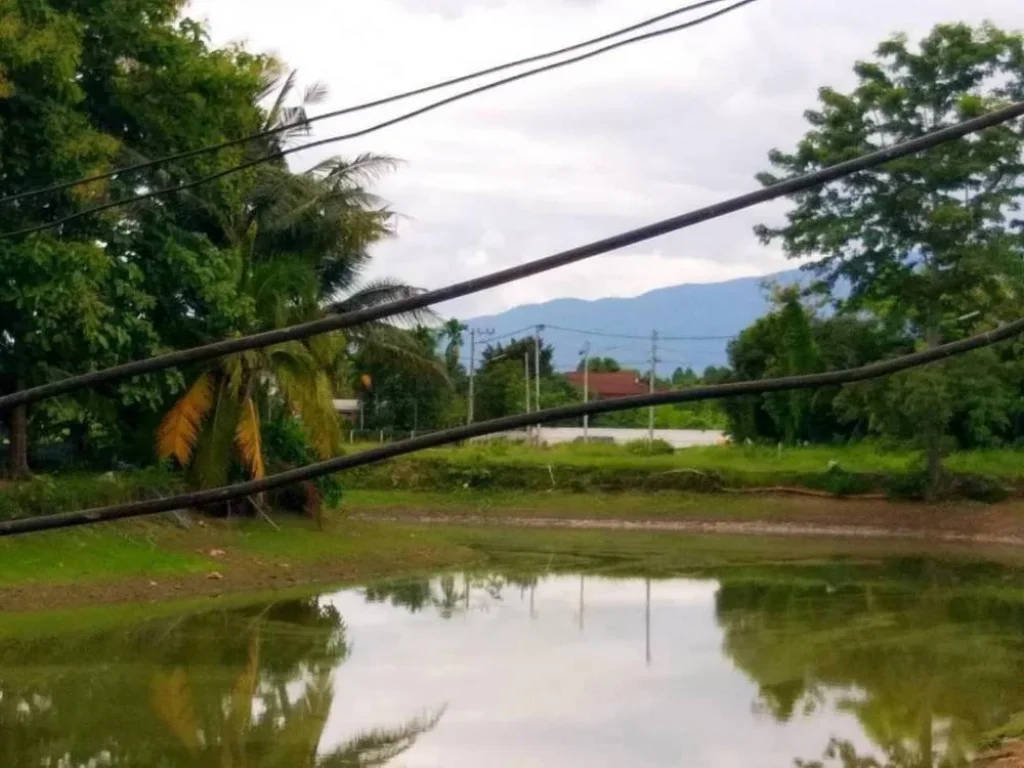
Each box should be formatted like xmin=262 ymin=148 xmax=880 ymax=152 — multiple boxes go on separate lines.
xmin=564 ymin=371 xmax=665 ymax=399
xmin=332 ymin=399 xmax=362 ymax=418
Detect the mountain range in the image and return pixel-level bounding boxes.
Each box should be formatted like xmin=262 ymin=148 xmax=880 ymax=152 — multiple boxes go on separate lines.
xmin=466 ymin=269 xmax=806 ymax=373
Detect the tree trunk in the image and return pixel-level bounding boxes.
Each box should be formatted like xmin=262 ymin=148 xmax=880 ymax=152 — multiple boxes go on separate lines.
xmin=5 ymin=404 xmax=30 ymax=480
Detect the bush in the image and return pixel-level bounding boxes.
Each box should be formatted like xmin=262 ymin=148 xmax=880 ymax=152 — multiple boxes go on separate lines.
xmin=624 ymin=439 xmax=675 ymax=456
xmin=262 ymin=416 xmax=343 ymax=511
xmin=0 ymin=467 xmax=183 ymax=521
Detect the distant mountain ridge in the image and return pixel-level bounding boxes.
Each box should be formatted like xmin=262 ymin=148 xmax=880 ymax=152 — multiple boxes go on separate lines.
xmin=466 ymin=270 xmax=805 ymax=373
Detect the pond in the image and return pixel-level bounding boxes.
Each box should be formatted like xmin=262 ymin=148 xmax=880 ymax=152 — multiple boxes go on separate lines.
xmin=2 ymin=553 xmax=1024 ymax=766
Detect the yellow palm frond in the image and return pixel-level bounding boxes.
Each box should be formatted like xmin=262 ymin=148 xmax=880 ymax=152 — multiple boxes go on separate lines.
xmin=235 ymin=398 xmax=266 ymax=480
xmin=151 ymin=668 xmax=200 ymax=751
xmin=156 ymin=374 xmax=215 ymax=465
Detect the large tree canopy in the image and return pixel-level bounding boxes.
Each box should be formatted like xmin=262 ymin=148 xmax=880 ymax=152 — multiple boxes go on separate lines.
xmin=756 ymin=22 xmax=1024 ymax=333
xmin=747 ymin=22 xmax=1024 ymax=480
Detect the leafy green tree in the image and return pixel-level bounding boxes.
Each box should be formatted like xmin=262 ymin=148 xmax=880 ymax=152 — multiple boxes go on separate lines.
xmin=354 ymin=325 xmax=454 ymax=433
xmin=581 ymin=356 xmax=622 ymax=373
xmin=0 ymin=0 xmax=269 ymax=476
xmin=755 ymin=22 xmax=1024 ymax=484
xmin=474 ymin=337 xmax=557 ymax=421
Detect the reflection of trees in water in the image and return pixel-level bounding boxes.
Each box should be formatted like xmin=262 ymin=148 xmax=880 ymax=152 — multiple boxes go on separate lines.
xmin=714 ymin=559 xmax=1024 ymax=768
xmin=364 ymin=572 xmax=540 ymax=618
xmin=0 ymin=598 xmax=442 ymax=766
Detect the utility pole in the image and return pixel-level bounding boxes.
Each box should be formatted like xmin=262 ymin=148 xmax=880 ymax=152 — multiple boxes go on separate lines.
xmin=534 ymin=325 xmax=544 ymax=444
xmin=466 ymin=327 xmax=493 ymax=425
xmin=524 ymin=350 xmax=531 ymax=417
xmin=648 ymin=330 xmax=659 ymax=444
xmin=580 ymin=342 xmax=591 ymax=442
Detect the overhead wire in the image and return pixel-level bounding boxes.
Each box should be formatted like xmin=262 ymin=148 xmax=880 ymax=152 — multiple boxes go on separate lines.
xmin=543 ymin=324 xmax=734 ymax=341
xmin=4 ymin=318 xmax=1022 ymax=537
xmin=3 ymin=98 xmax=1023 ymax=411
xmin=0 ymin=0 xmax=736 ymax=208
xmin=1 ymin=0 xmax=759 ymax=240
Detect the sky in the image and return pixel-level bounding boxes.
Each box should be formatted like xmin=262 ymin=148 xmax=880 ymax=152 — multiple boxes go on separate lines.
xmin=186 ymin=0 xmax=1023 ymax=318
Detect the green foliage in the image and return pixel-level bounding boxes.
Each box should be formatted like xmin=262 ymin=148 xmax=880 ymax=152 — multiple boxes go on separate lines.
xmin=750 ymin=21 xmax=1024 ymax=469
xmin=0 ymin=467 xmax=183 ymax=522
xmin=624 ymin=438 xmax=675 ymax=456
xmin=262 ymin=415 xmax=343 ymax=510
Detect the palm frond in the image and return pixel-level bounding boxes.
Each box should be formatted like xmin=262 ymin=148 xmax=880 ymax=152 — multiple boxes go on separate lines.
xmin=306 ymin=153 xmax=400 ymax=185
xmin=151 ymin=669 xmax=200 ymax=751
xmin=272 ymin=353 xmax=344 ymax=459
xmin=235 ymin=398 xmax=266 ymax=480
xmin=316 ymin=708 xmax=445 ymax=767
xmin=257 ymin=58 xmax=288 ymax=103
xmin=156 ymin=374 xmax=215 ymax=465
xmin=248 ymin=257 xmax=320 ymax=329
xmin=227 ymin=632 xmax=260 ymax=740
xmin=329 ymin=278 xmax=437 ymax=327
xmin=303 ymin=80 xmax=329 ymax=105
xmin=265 ymin=69 xmax=300 ymax=131
xmin=356 ymin=325 xmax=450 ymax=384
xmin=190 ymin=385 xmax=240 ymax=490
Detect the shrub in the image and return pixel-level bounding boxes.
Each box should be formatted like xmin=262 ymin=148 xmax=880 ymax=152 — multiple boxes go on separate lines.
xmin=262 ymin=415 xmax=343 ymax=511
xmin=625 ymin=439 xmax=675 ymax=456
xmin=0 ymin=466 xmax=183 ymax=521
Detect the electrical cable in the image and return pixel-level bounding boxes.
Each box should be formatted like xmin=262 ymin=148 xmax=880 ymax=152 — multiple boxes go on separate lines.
xmin=1 ymin=0 xmax=758 ymax=239
xmin=2 ymin=317 xmax=1021 ymax=537
xmin=0 ymin=0 xmax=736 ymax=208
xmin=2 ymin=98 xmax=1022 ymax=411
xmin=543 ymin=324 xmax=734 ymax=341
xmin=476 ymin=326 xmax=536 ymax=345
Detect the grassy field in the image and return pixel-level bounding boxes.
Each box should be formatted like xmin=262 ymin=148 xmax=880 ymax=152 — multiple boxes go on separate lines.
xmin=362 ymin=439 xmax=1024 ymax=477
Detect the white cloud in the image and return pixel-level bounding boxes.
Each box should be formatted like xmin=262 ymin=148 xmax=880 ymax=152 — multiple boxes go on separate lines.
xmin=185 ymin=0 xmax=1024 ymax=317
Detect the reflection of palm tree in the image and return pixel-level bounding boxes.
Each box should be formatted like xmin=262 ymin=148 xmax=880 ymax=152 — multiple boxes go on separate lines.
xmin=152 ymin=624 xmax=443 ymax=766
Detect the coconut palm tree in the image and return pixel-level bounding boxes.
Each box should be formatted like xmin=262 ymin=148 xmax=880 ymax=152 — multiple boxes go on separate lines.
xmin=157 ymin=67 xmax=439 ymax=490
xmin=441 ymin=318 xmax=467 ymax=375
xmin=156 ymin=257 xmax=346 ymax=489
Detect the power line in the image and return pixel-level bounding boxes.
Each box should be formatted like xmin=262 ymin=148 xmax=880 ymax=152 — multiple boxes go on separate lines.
xmin=0 ymin=0 xmax=736 ymax=209
xmin=2 ymin=98 xmax=1022 ymax=411
xmin=543 ymin=324 xmax=734 ymax=341
xmin=2 ymin=0 xmax=758 ymax=240
xmin=476 ymin=326 xmax=536 ymax=345
xmin=3 ymin=319 xmax=1021 ymax=537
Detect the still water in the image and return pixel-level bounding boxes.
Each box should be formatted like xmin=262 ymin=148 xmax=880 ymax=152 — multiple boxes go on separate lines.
xmin=2 ymin=557 xmax=1024 ymax=767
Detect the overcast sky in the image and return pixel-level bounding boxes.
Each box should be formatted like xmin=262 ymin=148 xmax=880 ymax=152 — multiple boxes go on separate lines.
xmin=186 ymin=0 xmax=1022 ymax=318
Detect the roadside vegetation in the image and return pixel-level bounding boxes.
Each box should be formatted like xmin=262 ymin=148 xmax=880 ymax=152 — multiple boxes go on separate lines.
xmin=3 ymin=11 xmax=1024 ymax=534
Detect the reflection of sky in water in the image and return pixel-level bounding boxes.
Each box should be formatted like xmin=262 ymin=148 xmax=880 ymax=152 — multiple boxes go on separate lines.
xmin=318 ymin=576 xmax=874 ymax=768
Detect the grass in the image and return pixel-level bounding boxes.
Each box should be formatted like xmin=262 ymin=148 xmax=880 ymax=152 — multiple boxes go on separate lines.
xmin=345 ymin=488 xmax=804 ymax=521
xmin=351 ymin=439 xmax=1024 ymax=478
xmin=0 ymin=520 xmax=208 ymax=586
xmin=429 ymin=441 xmax=921 ymax=473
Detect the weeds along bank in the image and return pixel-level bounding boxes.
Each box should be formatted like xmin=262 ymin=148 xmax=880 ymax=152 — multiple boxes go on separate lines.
xmin=3 ymin=441 xmax=1024 ymax=524
xmin=342 ymin=440 xmax=1022 ymax=502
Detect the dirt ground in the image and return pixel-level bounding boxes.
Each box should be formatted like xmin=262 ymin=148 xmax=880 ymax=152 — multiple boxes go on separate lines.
xmin=977 ymin=739 xmax=1024 ymax=767
xmin=351 ymin=493 xmax=1024 ymax=545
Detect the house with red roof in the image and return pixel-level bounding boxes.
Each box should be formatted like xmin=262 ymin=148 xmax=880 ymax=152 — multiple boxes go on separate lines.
xmin=564 ymin=370 xmax=665 ymax=399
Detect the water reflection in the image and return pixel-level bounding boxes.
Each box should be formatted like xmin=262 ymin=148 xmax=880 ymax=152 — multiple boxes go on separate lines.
xmin=714 ymin=560 xmax=1024 ymax=767
xmin=2 ymin=556 xmax=1023 ymax=767
xmin=0 ymin=598 xmax=442 ymax=766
